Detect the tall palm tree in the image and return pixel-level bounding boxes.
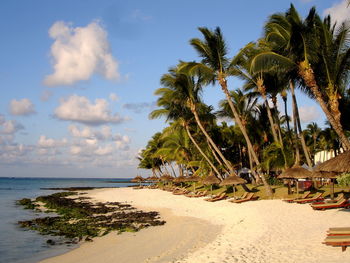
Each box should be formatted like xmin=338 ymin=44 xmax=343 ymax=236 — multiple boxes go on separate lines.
xmin=160 ymin=66 xmax=234 ymax=175
xmin=182 ymin=27 xmax=273 ymax=196
xmin=251 ymin=4 xmax=350 ymax=150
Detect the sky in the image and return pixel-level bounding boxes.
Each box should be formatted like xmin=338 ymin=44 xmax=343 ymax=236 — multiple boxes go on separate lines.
xmin=0 ymin=0 xmax=349 ymax=178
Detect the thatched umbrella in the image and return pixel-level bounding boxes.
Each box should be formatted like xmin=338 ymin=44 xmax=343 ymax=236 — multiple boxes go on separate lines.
xmin=220 ymin=175 xmax=247 ymax=197
xmin=278 ymin=166 xmax=312 ymax=196
xmin=184 ymin=175 xmax=201 ymax=191
xmin=131 ymin=176 xmax=144 ymax=187
xmin=146 ymin=176 xmax=159 ymax=182
xmin=173 ymin=176 xmax=187 ymax=187
xmin=202 ymin=174 xmax=221 ymax=194
xmin=160 ymin=174 xmax=174 ymax=183
xmin=312 ymin=171 xmax=339 ymax=199
xmin=314 ymin=151 xmax=350 ymax=173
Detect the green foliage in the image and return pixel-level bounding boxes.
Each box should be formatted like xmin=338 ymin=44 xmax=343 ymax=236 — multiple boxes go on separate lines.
xmin=16 ymin=198 xmax=39 ymax=210
xmin=336 ymin=173 xmax=350 ymax=187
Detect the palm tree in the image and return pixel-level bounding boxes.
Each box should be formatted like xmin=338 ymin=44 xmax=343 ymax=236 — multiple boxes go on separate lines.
xmin=181 ymin=27 xmax=273 ymax=196
xmin=149 ymin=69 xmax=223 ymax=178
xmin=251 ymin=4 xmax=350 ymax=150
xmin=160 ymin=66 xmax=234 ymax=176
xmin=304 ymin=122 xmax=322 ymax=164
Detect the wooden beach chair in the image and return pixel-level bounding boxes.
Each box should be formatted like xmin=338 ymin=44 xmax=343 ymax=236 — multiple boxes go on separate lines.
xmin=186 ymin=190 xmax=208 ymax=198
xmin=312 ymin=193 xmax=344 ymax=205
xmin=327 ymin=227 xmax=350 ymax=236
xmin=173 ymin=188 xmax=190 ymax=195
xmin=204 ymin=192 xmax=227 ymax=202
xmin=282 ymin=191 xmax=311 ymax=203
xmin=311 ymin=198 xmax=350 ymax=210
xmin=230 ymin=193 xmax=258 ymax=204
xmin=323 ymin=235 xmax=350 ymax=251
xmin=295 ymin=192 xmax=324 ymax=204
xmin=228 ymin=192 xmax=248 ymax=202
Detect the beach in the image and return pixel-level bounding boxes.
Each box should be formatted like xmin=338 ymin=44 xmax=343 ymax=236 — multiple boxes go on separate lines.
xmin=38 ymin=187 xmax=350 ymax=263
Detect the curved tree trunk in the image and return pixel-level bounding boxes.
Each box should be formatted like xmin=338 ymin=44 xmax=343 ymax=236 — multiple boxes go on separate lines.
xmin=190 ymin=102 xmax=234 ymax=174
xmin=298 ymin=61 xmax=350 ymax=150
xmin=207 ymin=140 xmax=228 ymax=178
xmin=290 ymin=81 xmax=312 ymax=167
xmin=218 ymin=76 xmax=273 ymax=197
xmin=184 ymin=124 xmax=221 ymax=178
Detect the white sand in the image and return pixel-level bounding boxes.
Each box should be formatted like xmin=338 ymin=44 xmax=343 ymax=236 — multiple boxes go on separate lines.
xmin=41 ymin=188 xmax=350 ymax=263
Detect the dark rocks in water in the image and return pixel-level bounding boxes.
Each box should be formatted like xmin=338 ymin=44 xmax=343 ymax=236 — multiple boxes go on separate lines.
xmin=17 ymin=191 xmax=166 ymax=245
xmin=46 ymin=239 xmax=55 ymax=245
xmin=16 ymin=198 xmax=39 ymax=210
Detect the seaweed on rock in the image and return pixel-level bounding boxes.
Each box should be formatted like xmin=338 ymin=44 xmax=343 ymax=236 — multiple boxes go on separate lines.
xmin=17 ymin=191 xmax=165 ymax=243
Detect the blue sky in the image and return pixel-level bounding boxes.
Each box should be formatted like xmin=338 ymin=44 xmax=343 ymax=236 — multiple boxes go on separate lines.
xmin=0 ymin=0 xmax=348 ymax=178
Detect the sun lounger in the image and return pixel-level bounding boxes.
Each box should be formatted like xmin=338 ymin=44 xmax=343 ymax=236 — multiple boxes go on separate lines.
xmin=327 ymin=227 xmax=350 ymax=236
xmin=228 ymin=192 xmax=248 ymax=202
xmin=205 ymin=192 xmax=227 ymax=202
xmin=230 ymin=193 xmax=258 ymax=204
xmin=295 ymin=192 xmax=323 ymax=204
xmin=186 ymin=190 xmax=208 ymax=198
xmin=323 ymin=235 xmax=350 ymax=251
xmin=282 ymin=191 xmax=311 ymax=203
xmin=173 ymin=189 xmax=190 ymax=195
xmin=311 ymin=198 xmax=350 ymax=210
xmin=312 ymin=193 xmax=345 ymax=205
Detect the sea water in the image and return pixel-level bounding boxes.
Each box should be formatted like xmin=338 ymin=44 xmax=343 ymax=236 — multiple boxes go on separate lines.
xmin=0 ymin=177 xmax=133 ymax=263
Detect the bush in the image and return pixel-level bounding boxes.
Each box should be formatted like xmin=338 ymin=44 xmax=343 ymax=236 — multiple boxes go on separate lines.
xmin=336 ymin=173 xmax=350 ymax=187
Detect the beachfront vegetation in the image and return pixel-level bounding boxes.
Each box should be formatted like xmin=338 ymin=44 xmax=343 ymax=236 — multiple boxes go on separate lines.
xmin=138 ymin=4 xmax=350 ymax=196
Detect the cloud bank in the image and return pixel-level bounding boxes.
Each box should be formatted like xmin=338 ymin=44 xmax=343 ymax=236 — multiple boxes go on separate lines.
xmin=9 ymin=98 xmax=36 ymax=116
xmin=54 ymin=95 xmax=129 ymax=125
xmin=324 ymin=0 xmax=350 ymax=24
xmin=44 ymin=21 xmax=119 ymax=86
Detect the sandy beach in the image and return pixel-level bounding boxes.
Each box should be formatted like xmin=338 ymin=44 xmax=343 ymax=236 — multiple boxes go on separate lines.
xmin=40 ymin=188 xmax=350 ymax=263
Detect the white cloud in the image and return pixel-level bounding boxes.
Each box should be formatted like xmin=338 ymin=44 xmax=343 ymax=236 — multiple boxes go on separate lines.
xmin=41 ymin=90 xmax=54 ymax=102
xmin=114 ymin=134 xmax=131 ymax=150
xmin=298 ymin=106 xmax=320 ymax=123
xmin=95 ymin=145 xmax=113 ymax=156
xmin=1 ymin=120 xmax=24 ymax=134
xmin=324 ymin=0 xmax=350 ymax=24
xmin=9 ymin=98 xmax=36 ymax=116
xmin=37 ymin=135 xmax=67 ymax=148
xmin=54 ymin=95 xmax=129 ymax=125
xmin=109 ymin=93 xmax=119 ymax=102
xmin=44 ymin=20 xmax=119 ymax=86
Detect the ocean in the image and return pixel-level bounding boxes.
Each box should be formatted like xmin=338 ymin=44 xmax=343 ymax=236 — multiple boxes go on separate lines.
xmin=0 ymin=177 xmax=134 ymax=263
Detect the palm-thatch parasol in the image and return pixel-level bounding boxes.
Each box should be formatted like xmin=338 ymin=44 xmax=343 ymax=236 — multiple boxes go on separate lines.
xmin=146 ymin=176 xmax=159 ymax=182
xmin=184 ymin=175 xmax=201 ymax=191
xmin=202 ymin=174 xmax=221 ymax=194
xmin=173 ymin=176 xmax=187 ymax=187
xmin=131 ymin=176 xmax=144 ymax=187
xmin=314 ymin=151 xmax=350 ymax=173
xmin=278 ymin=166 xmax=312 ymax=196
xmin=160 ymin=174 xmax=174 ymax=183
xmin=220 ymin=175 xmax=247 ymax=197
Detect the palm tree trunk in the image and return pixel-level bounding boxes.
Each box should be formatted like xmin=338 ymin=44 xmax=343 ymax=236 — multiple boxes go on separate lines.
xmin=184 ymin=124 xmax=221 ymax=178
xmin=218 ymin=76 xmax=273 ymax=197
xmin=290 ymin=81 xmax=312 ymax=167
xmin=282 ymin=95 xmax=293 ymax=144
xmin=190 ymin=102 xmax=234 ymax=174
xmin=169 ymin=162 xmax=177 ymax=177
xmin=298 ymin=62 xmax=350 ymax=150
xmin=264 ymin=99 xmax=279 ymax=143
xmin=291 ymin=89 xmax=300 ymax=166
xmin=207 ymin=140 xmax=229 ymax=177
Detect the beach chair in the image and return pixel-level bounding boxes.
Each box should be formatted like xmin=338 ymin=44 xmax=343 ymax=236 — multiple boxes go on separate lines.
xmin=323 ymin=235 xmax=350 ymax=251
xmin=311 ymin=198 xmax=350 ymax=210
xmin=312 ymin=193 xmax=344 ymax=205
xmin=230 ymin=193 xmax=258 ymax=204
xmin=204 ymin=192 xmax=227 ymax=202
xmin=186 ymin=190 xmax=208 ymax=198
xmin=173 ymin=188 xmax=190 ymax=195
xmin=295 ymin=192 xmax=324 ymax=204
xmin=327 ymin=227 xmax=350 ymax=236
xmin=282 ymin=191 xmax=311 ymax=203
xmin=228 ymin=192 xmax=248 ymax=202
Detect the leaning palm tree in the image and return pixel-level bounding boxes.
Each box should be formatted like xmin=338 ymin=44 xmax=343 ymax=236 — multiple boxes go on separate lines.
xmin=182 ymin=27 xmax=273 ymax=196
xmin=251 ymin=4 xmax=350 ymax=150
xmin=150 ymin=72 xmax=222 ymax=178
xmin=160 ymin=66 xmax=234 ymax=176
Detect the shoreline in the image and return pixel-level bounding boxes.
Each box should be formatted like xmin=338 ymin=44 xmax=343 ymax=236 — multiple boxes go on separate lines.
xmin=40 ymin=187 xmax=350 ymax=263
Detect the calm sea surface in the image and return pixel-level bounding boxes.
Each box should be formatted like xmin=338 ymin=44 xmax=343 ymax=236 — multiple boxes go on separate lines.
xmin=0 ymin=177 xmax=133 ymax=263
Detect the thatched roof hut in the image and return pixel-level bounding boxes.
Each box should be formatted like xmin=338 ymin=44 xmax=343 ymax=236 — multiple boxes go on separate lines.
xmin=314 ymin=151 xmax=350 ymax=173
xmin=312 ymin=171 xmax=338 ymax=179
xmin=202 ymin=175 xmax=221 ymax=185
xmin=278 ymin=166 xmax=312 ymax=179
xmin=219 ymin=175 xmax=246 ymax=186
xmin=131 ymin=176 xmax=144 ymax=183
xmin=184 ymin=175 xmax=201 ymax=182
